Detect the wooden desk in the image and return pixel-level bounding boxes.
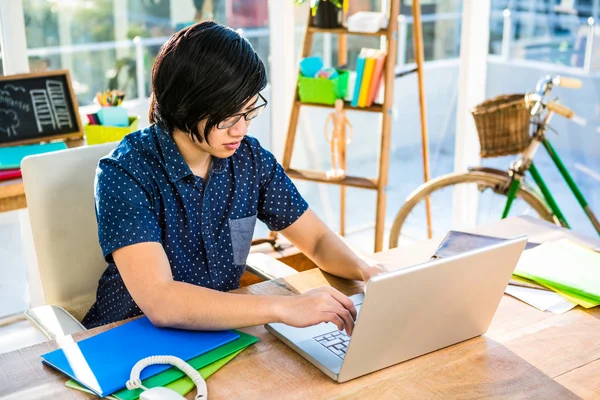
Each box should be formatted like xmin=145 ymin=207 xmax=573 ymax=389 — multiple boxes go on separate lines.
xmin=1 ymin=217 xmax=599 ymax=399
xmin=0 ymin=178 xmax=26 ymax=213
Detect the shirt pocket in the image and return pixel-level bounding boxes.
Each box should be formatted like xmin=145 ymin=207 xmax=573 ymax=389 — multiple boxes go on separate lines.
xmin=229 ymin=214 xmax=257 ymax=266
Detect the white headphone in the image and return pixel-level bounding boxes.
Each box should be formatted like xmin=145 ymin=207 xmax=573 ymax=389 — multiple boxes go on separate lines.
xmin=126 ymin=355 xmax=208 ymax=400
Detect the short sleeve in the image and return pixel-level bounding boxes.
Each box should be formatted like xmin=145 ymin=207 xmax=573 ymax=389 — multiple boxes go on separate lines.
xmin=95 ymin=158 xmax=162 ymax=262
xmin=257 ymin=145 xmax=308 ymax=231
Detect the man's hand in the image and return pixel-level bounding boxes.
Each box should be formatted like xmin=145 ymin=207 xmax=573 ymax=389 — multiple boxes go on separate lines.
xmin=276 ymin=286 xmax=357 ymax=335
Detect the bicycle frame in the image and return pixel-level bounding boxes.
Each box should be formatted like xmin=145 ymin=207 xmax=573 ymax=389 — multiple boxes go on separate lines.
xmin=501 ymin=122 xmax=600 ymax=237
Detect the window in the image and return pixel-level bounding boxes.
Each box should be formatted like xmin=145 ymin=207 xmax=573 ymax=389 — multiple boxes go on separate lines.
xmin=23 ymin=0 xmax=271 ymax=103
xmin=486 ymin=0 xmax=600 ymax=238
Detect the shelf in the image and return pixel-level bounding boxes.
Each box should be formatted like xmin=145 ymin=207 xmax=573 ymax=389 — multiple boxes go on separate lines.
xmin=286 ymin=169 xmax=378 ymax=190
xmin=307 ymin=26 xmax=388 ymax=37
xmin=296 ymin=100 xmax=383 ymax=113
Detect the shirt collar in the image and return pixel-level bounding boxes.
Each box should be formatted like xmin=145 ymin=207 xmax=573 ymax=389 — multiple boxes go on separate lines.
xmin=154 ymin=125 xmax=227 ymax=182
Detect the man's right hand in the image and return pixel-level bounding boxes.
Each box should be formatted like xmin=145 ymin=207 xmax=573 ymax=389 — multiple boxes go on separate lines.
xmin=276 ymin=286 xmax=357 ymax=335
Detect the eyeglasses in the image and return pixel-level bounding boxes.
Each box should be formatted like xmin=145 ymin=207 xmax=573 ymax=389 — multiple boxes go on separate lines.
xmin=217 ymin=93 xmax=268 ymax=129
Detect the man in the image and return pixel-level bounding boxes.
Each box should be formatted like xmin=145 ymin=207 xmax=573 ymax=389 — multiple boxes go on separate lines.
xmin=83 ymin=22 xmax=383 ymax=334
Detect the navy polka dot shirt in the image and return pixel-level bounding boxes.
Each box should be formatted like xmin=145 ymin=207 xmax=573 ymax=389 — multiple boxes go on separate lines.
xmin=82 ymin=125 xmax=308 ymax=328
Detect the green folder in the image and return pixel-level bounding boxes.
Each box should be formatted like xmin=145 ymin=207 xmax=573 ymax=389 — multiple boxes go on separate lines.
xmin=0 ymin=142 xmax=68 ymax=170
xmin=65 ymin=330 xmax=257 ymax=400
xmin=514 ymin=240 xmax=600 ymax=305
xmin=66 ymin=349 xmax=244 ymax=399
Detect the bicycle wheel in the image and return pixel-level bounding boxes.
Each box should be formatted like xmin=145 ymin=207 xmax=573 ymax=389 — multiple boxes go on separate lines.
xmin=389 ymin=170 xmax=556 ymax=248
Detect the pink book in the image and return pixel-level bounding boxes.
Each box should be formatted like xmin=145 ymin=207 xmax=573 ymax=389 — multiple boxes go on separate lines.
xmin=0 ymin=168 xmax=21 ymax=181
xmin=366 ymin=52 xmax=386 ymax=107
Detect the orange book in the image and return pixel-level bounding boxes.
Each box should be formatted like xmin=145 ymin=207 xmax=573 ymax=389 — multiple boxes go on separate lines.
xmin=367 ymin=51 xmax=386 ymax=107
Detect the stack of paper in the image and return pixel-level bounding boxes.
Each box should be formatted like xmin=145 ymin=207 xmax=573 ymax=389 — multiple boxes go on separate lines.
xmin=512 ymin=239 xmax=600 ymax=309
xmin=504 ymin=285 xmax=577 ymax=314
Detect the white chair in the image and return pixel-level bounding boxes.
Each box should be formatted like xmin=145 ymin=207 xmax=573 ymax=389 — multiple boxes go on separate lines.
xmin=22 ymin=142 xmax=118 ymax=339
xmin=21 ymin=142 xmax=296 ymax=339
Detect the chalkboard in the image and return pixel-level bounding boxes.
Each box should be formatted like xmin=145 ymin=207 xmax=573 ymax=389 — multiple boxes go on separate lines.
xmin=0 ymin=70 xmax=83 ymax=147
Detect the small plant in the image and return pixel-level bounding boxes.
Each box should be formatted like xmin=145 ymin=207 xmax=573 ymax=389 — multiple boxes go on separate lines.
xmin=293 ymin=0 xmax=343 ymax=17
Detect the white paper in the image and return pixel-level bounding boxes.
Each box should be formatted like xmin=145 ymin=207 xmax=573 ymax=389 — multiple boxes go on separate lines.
xmin=505 ymin=285 xmax=577 ymax=314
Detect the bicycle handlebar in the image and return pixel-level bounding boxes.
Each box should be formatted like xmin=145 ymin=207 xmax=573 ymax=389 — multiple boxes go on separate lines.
xmin=530 ymin=75 xmax=584 ymax=122
xmin=546 ymin=101 xmax=575 ymax=119
xmin=554 ymin=76 xmax=583 ymax=89
xmin=535 ymin=75 xmax=583 ymax=97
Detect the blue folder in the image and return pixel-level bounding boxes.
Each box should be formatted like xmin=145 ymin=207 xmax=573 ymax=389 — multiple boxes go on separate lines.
xmin=41 ymin=317 xmax=239 ymax=397
xmin=0 ymin=142 xmax=68 ymax=170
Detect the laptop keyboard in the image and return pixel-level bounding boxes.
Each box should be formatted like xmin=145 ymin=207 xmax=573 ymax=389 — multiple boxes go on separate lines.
xmin=313 ymin=330 xmax=350 ymax=359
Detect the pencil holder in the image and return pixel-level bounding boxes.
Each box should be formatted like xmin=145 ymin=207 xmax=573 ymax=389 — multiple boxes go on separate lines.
xmin=97 ymin=106 xmax=129 ymax=127
xmin=85 ymin=117 xmax=139 ymax=145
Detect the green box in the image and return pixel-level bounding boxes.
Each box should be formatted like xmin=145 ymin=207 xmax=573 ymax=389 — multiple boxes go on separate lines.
xmin=84 ymin=117 xmax=139 ymax=146
xmin=298 ymin=70 xmax=349 ymax=105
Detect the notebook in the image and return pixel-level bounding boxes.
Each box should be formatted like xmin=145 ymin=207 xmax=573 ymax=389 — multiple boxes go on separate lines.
xmin=42 ymin=316 xmax=239 ymax=397
xmin=0 ymin=142 xmax=68 ymax=170
xmin=431 ymin=230 xmax=537 ymax=258
xmin=432 ymin=231 xmax=548 ymax=289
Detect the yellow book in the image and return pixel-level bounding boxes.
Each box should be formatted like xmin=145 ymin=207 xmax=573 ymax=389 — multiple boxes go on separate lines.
xmin=358 ymin=49 xmax=377 ymax=107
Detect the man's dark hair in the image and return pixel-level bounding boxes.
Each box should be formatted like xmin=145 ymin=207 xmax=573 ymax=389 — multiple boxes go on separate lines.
xmin=149 ymin=21 xmax=267 ymax=143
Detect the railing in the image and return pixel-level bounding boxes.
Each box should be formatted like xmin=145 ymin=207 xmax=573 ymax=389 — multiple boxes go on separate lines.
xmin=490 ymin=9 xmax=597 ymax=72
xmin=396 ymin=9 xmax=599 ymax=73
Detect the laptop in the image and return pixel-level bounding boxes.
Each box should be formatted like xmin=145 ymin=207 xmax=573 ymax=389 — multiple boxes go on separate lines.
xmin=265 ymin=236 xmax=527 ymax=383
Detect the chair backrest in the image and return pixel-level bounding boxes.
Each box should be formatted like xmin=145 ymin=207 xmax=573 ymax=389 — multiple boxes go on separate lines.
xmin=22 ymin=142 xmax=117 ymax=321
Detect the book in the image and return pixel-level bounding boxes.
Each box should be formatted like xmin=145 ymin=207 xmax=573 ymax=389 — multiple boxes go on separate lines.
xmin=0 ymin=168 xmax=21 ymax=181
xmin=367 ymin=51 xmax=387 ymax=107
xmin=358 ymin=49 xmax=378 ymax=107
xmin=41 ymin=316 xmax=240 ymax=397
xmin=351 ymin=48 xmax=368 ymax=107
xmin=0 ymin=142 xmax=68 ymax=170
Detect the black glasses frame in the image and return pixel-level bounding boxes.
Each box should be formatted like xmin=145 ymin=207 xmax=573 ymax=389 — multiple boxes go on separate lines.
xmin=217 ymin=93 xmax=268 ymax=129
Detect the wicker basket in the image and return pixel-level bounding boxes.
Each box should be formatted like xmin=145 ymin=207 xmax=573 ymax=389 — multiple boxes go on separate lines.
xmin=470 ymin=94 xmax=532 ymax=158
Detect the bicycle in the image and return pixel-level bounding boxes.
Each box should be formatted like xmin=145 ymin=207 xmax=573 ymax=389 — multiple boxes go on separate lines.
xmin=388 ymin=75 xmax=600 ymax=248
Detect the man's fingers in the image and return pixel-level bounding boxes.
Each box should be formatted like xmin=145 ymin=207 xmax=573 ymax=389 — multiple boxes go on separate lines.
xmin=325 ymin=313 xmax=345 ymax=331
xmin=323 ymin=303 xmax=354 ymax=335
xmin=321 ymin=286 xmax=357 ymax=320
xmin=336 ymin=307 xmax=354 ymax=335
